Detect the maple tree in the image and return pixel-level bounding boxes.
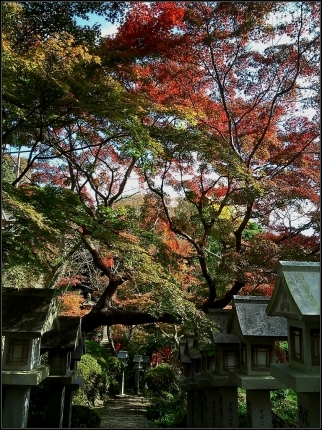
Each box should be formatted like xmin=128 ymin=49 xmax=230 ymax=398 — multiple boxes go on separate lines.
xmin=2 ymin=2 xmax=320 ymax=342
xmin=109 ymin=1 xmax=320 ymax=308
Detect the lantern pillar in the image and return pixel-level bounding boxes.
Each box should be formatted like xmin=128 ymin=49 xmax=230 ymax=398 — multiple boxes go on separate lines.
xmin=245 ymin=389 xmax=272 ymax=428
xmin=205 ymin=387 xmax=220 ymax=428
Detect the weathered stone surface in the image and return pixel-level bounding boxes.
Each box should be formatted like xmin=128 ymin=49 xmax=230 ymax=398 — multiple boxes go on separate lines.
xmin=2 ymin=288 xmax=58 ymax=335
xmin=270 ymin=363 xmax=320 ymax=392
xmin=208 ymin=309 xmax=240 ymax=343
xmin=266 ymin=261 xmax=320 ymax=322
xmin=2 ymin=365 xmax=50 ymax=386
xmin=228 ymin=369 xmax=286 ymax=390
xmin=228 ymin=296 xmax=288 ymax=339
xmin=41 ymin=316 xmax=82 ymax=351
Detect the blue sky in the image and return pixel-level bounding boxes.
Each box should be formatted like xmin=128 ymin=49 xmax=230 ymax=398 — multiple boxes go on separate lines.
xmin=76 ymin=14 xmax=119 ymax=36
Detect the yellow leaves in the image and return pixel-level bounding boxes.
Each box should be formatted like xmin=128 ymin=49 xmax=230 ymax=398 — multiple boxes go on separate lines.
xmin=3 ymin=26 xmax=102 ymax=101
xmin=213 ymin=203 xmax=235 ymax=220
xmin=28 ymin=33 xmax=100 ymax=71
xmin=3 ymin=189 xmax=58 ymax=235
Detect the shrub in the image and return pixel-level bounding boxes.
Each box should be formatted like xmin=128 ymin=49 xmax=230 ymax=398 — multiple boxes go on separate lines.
xmin=238 ymin=388 xmax=249 ymax=428
xmin=71 ymin=405 xmax=101 ymax=428
xmin=144 ymin=364 xmax=186 ymax=428
xmin=85 ymin=340 xmax=122 ymax=398
xmin=143 ymin=363 xmax=178 ymax=395
xmin=147 ymin=390 xmax=187 ymax=428
xmin=73 ymin=353 xmax=109 ymax=406
xmin=271 ymin=389 xmax=298 ymax=428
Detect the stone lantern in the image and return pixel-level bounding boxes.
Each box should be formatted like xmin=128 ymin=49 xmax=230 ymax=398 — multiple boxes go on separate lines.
xmin=2 ymin=288 xmax=58 ymax=428
xmin=133 ymin=354 xmax=143 ymax=394
xmin=185 ymin=336 xmax=212 ymax=427
xmin=40 ymin=316 xmax=85 ymax=428
xmin=178 ymin=336 xmax=206 ymax=428
xmin=201 ymin=308 xmax=241 ymax=428
xmin=228 ymin=295 xmax=288 ymax=428
xmin=178 ymin=338 xmax=196 ymax=427
xmin=266 ymin=261 xmax=320 ymax=428
xmin=142 ymin=355 xmax=151 ymax=371
xmin=184 ymin=336 xmax=202 ymax=375
xmin=208 ymin=309 xmax=241 ymax=376
xmin=81 ymin=293 xmax=96 ymax=309
xmin=179 ymin=337 xmax=192 ymax=377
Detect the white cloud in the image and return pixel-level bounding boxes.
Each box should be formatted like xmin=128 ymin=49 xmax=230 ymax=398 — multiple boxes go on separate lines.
xmin=101 ymin=24 xmax=119 ymax=37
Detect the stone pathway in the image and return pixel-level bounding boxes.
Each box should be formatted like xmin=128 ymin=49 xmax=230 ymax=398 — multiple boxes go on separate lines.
xmin=94 ymin=394 xmax=151 ymax=428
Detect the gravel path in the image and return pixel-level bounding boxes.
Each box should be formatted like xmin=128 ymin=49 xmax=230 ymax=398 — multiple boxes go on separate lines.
xmin=94 ymin=394 xmax=151 ymax=428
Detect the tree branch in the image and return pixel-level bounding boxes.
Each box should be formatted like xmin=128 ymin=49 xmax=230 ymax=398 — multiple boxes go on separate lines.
xmin=81 ymin=307 xmax=180 ymax=333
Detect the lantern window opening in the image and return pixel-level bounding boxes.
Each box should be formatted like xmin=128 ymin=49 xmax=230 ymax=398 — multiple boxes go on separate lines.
xmin=310 ymin=329 xmax=320 ymax=366
xmin=251 ymin=345 xmax=272 ymax=371
xmin=6 ymin=338 xmax=29 ymax=365
xmin=223 ymin=350 xmax=240 ymax=371
xmin=241 ymin=342 xmax=247 ymax=367
xmin=290 ymin=326 xmax=304 ymax=363
xmin=203 ymin=355 xmax=215 ymax=371
xmin=208 ymin=356 xmax=216 ymax=371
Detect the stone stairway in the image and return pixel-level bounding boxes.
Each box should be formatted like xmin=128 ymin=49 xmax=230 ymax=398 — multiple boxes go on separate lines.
xmin=94 ymin=395 xmax=151 ymax=428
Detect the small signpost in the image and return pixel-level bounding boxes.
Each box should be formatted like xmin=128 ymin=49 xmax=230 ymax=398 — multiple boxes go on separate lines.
xmin=117 ymin=350 xmax=128 ymax=396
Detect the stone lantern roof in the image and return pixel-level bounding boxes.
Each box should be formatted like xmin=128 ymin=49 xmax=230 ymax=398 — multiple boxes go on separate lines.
xmin=40 ymin=316 xmax=83 ymax=352
xmin=266 ymin=261 xmax=320 ymax=322
xmin=228 ymin=295 xmax=287 ymax=340
xmin=208 ymin=309 xmax=240 ymax=344
xmin=179 ymin=338 xmax=191 ymax=364
xmin=184 ymin=336 xmax=201 ymax=360
xmin=2 ymin=288 xmax=58 ymax=336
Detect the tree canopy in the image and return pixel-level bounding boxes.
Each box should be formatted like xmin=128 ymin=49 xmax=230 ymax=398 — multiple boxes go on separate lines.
xmin=2 ymin=1 xmax=320 ymax=343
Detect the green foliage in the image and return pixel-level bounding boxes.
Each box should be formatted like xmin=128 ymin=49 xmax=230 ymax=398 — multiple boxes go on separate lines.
xmin=85 ymin=340 xmax=122 ymax=396
xmin=242 ymin=221 xmax=263 ymax=241
xmin=237 ymin=388 xmax=249 ymax=428
xmin=144 ymin=363 xmax=186 ymax=428
xmin=143 ymin=363 xmax=178 ymax=395
xmin=70 ymin=405 xmax=101 ymax=428
xmin=73 ymin=353 xmax=109 ymax=406
xmin=85 ymin=340 xmax=121 ymax=373
xmin=2 ymin=158 xmax=16 ymax=183
xmin=278 ymin=340 xmax=289 ymax=361
xmin=271 ymin=389 xmax=298 ymax=428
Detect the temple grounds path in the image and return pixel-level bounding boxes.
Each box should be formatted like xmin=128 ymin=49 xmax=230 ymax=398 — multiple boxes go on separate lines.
xmin=94 ymin=394 xmax=151 ymax=428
